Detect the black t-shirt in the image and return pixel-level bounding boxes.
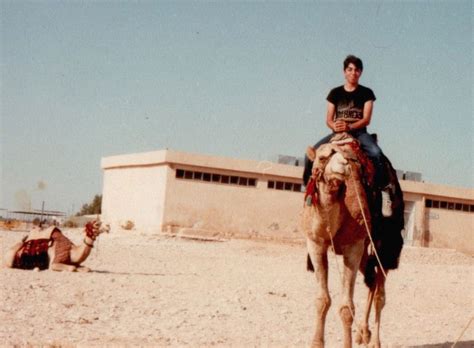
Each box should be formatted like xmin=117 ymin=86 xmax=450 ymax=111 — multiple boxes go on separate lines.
xmin=327 ymin=85 xmax=376 ymax=123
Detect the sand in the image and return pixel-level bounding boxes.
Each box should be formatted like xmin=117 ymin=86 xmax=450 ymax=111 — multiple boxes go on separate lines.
xmin=1 ymin=228 xmax=473 ymax=347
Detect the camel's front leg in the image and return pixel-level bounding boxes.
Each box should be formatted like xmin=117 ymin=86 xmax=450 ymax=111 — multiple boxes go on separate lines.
xmin=307 ymin=238 xmax=331 ymax=348
xmin=370 ymin=270 xmax=386 ymax=348
xmin=50 ymin=262 xmax=77 ymax=272
xmin=340 ymin=239 xmax=365 ymax=348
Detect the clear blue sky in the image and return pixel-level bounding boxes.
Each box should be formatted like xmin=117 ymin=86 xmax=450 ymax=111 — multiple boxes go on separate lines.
xmin=1 ymin=1 xmax=472 ymax=214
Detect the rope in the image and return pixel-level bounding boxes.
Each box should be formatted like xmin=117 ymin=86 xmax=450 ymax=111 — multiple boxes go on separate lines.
xmin=348 ymin=166 xmax=388 ymax=279
xmin=451 ymin=316 xmax=473 ymax=348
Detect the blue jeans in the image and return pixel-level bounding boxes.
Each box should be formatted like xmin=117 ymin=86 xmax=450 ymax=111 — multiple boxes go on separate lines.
xmin=303 ymin=129 xmax=388 ymax=188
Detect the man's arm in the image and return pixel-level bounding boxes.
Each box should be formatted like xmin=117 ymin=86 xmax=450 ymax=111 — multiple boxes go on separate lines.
xmin=348 ymin=100 xmax=373 ymax=130
xmin=325 ymin=102 xmax=337 ymax=131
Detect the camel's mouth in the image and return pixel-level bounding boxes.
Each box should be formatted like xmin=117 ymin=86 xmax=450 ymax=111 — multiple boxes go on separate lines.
xmin=325 ymin=175 xmax=346 ymax=191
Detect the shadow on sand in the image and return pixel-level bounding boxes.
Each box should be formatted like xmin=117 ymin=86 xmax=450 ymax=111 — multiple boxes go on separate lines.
xmin=92 ymin=269 xmax=197 ymax=277
xmin=409 ymin=341 xmax=474 ymax=348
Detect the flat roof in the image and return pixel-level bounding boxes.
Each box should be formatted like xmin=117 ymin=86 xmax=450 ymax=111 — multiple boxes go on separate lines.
xmin=102 ymin=149 xmax=302 ymax=179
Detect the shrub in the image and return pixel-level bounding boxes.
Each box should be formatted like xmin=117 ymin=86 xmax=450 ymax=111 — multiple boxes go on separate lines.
xmin=121 ymin=220 xmax=134 ymax=230
xmin=76 ymin=195 xmax=102 ymax=216
xmin=62 ymin=220 xmax=78 ymax=228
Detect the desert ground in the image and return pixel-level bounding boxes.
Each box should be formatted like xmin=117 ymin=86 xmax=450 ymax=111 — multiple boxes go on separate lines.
xmin=1 ymin=227 xmax=473 ymax=347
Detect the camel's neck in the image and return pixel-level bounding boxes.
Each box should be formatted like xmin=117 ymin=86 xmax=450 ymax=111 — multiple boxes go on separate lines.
xmin=70 ymin=236 xmax=95 ymax=264
xmin=313 ymin=182 xmax=345 ymax=238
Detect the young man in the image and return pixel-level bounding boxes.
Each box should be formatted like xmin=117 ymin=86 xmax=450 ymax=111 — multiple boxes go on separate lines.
xmin=303 ymin=55 xmax=392 ymax=217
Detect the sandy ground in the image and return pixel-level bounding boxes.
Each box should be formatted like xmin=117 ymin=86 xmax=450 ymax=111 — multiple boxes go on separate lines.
xmin=1 ymin=227 xmax=473 ymax=348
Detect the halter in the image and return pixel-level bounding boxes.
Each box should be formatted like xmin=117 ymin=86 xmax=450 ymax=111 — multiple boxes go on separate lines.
xmin=305 ymin=138 xmax=361 ymax=207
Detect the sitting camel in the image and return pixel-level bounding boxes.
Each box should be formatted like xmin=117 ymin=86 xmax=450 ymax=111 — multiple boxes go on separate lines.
xmin=302 ymin=133 xmax=403 ymax=348
xmin=4 ymin=220 xmax=109 ymax=272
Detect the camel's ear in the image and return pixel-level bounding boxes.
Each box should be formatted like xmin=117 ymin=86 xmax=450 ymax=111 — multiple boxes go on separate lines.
xmin=306 ymin=146 xmax=316 ymax=161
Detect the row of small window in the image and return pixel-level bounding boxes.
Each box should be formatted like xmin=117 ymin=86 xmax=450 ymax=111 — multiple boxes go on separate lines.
xmin=176 ymin=169 xmax=257 ymax=187
xmin=175 ymin=169 xmax=303 ymax=192
xmin=425 ymin=199 xmax=474 ymax=213
xmin=268 ymin=180 xmax=302 ymax=192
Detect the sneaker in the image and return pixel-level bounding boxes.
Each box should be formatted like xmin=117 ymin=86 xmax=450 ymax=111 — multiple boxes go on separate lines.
xmin=381 ymin=188 xmax=393 ymax=217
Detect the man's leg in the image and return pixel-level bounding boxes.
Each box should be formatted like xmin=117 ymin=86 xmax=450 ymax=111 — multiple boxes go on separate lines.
xmin=355 ymin=132 xmax=392 ymax=217
xmin=303 ymin=133 xmax=334 ymax=185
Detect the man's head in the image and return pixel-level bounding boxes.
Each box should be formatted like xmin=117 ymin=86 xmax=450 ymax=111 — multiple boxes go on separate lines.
xmin=343 ymin=55 xmax=363 ymax=71
xmin=343 ymin=55 xmax=363 ymax=85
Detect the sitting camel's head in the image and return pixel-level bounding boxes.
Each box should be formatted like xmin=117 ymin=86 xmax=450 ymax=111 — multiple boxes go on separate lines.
xmin=307 ymin=143 xmax=350 ymax=190
xmin=85 ymin=220 xmax=110 ymax=240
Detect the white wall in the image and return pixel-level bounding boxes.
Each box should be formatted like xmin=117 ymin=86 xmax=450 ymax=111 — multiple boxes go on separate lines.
xmin=102 ymin=165 xmax=168 ymax=232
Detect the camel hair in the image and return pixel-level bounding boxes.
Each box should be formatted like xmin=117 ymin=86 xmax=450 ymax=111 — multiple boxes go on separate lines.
xmin=302 ymin=133 xmax=404 ymax=348
xmin=5 ymin=220 xmax=110 ymax=272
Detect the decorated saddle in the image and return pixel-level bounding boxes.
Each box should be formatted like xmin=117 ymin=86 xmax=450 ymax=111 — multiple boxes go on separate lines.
xmin=13 ymin=226 xmax=56 ymax=270
xmin=12 ymin=226 xmax=74 ymax=270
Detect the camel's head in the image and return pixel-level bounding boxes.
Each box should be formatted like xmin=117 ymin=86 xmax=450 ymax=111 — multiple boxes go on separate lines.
xmin=85 ymin=220 xmax=110 ymax=240
xmin=307 ymin=143 xmax=350 ymax=191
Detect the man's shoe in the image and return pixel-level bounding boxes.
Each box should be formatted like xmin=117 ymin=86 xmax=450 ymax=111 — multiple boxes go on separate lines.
xmin=381 ymin=188 xmax=393 ymax=217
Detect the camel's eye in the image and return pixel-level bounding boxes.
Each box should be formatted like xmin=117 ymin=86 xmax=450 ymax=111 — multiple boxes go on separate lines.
xmin=317 ymin=149 xmax=335 ymax=162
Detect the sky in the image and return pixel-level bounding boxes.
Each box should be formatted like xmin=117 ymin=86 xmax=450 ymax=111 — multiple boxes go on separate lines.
xmin=1 ymin=1 xmax=472 ymax=215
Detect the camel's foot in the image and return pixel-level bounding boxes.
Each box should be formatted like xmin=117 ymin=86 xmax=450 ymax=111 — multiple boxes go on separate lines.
xmin=355 ymin=327 xmax=371 ymax=345
xmin=76 ymin=266 xmax=91 ymax=273
xmin=367 ymin=339 xmax=381 ymax=348
xmin=311 ymin=338 xmax=324 ymax=348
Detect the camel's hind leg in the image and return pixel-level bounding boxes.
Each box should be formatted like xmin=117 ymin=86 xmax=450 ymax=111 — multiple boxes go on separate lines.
xmin=307 ymin=238 xmax=331 ymax=348
xmin=339 ymin=239 xmax=365 ymax=348
xmin=4 ymin=241 xmax=23 ymax=268
xmin=369 ymin=270 xmax=386 ymax=348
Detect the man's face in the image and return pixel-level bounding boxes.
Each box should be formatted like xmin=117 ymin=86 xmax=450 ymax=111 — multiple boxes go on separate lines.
xmin=344 ymin=63 xmax=362 ymax=85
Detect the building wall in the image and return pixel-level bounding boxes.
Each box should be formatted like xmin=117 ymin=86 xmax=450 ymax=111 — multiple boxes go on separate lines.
xmin=161 ymin=165 xmax=304 ymax=242
xmin=424 ymin=208 xmax=473 ymax=254
xmin=101 ymin=149 xmax=474 ymax=254
xmin=102 ymin=165 xmax=168 ymax=231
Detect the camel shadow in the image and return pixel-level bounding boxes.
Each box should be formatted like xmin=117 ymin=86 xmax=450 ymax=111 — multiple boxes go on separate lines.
xmin=409 ymin=342 xmax=474 ymax=348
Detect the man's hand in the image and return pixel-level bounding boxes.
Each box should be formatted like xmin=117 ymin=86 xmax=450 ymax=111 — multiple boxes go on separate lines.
xmin=334 ymin=120 xmax=349 ymax=132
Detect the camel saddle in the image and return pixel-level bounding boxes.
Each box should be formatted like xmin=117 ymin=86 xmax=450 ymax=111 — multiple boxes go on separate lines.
xmin=13 ymin=226 xmax=57 ymax=270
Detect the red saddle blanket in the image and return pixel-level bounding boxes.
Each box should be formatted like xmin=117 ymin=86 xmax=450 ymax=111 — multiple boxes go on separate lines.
xmin=13 ymin=238 xmax=51 ymax=270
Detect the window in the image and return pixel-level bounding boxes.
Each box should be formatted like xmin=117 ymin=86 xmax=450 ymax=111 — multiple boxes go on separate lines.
xmin=425 ymin=199 xmax=473 ymax=214
xmin=239 ymin=177 xmax=248 ymax=186
xmin=221 ymin=175 xmax=230 ymax=184
xmin=267 ymin=180 xmax=303 ymax=193
xmin=175 ymin=168 xmax=257 ymax=188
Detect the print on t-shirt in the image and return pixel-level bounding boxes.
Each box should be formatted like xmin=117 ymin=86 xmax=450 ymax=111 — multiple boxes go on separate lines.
xmin=327 ymin=85 xmax=376 ymax=124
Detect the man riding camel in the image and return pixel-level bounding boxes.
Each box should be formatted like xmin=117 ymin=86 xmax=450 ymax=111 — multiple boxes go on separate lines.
xmin=303 ymin=55 xmax=393 ymax=217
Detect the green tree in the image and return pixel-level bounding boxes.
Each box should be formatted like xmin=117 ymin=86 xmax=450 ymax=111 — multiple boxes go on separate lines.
xmin=77 ymin=194 xmax=102 ymax=216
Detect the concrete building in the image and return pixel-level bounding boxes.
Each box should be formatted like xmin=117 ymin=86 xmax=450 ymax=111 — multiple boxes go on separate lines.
xmin=101 ymin=149 xmax=474 ymax=254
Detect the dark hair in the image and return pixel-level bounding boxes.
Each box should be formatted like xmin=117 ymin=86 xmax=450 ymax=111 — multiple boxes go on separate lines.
xmin=343 ymin=55 xmax=363 ymax=71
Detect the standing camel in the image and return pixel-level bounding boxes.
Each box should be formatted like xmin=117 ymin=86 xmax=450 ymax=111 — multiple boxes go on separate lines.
xmin=302 ymin=134 xmax=403 ymax=348
xmin=5 ymin=220 xmax=109 ymax=272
